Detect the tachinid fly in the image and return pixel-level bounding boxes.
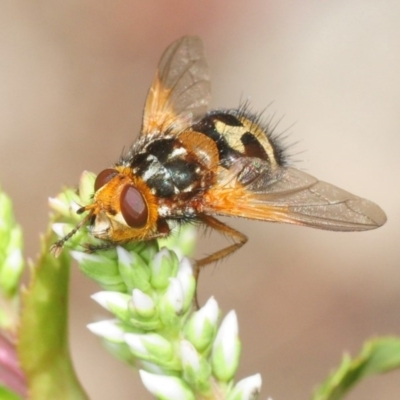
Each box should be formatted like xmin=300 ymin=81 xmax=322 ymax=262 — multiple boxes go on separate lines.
xmin=51 ymin=36 xmax=387 ymax=284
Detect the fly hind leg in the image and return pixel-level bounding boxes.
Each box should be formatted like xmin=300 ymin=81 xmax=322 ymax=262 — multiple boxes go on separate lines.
xmin=194 ymin=215 xmax=248 ymax=306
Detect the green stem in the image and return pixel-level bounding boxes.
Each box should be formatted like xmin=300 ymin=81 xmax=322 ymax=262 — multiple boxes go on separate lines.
xmin=17 ymin=229 xmax=88 ymax=400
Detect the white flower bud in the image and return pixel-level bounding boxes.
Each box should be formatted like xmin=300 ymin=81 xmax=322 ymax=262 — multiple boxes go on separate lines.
xmin=228 ymin=373 xmax=262 ymax=400
xmin=211 ymin=310 xmax=241 ymax=382
xmin=91 ymin=291 xmax=129 ymax=312
xmin=139 ymin=370 xmax=195 ymax=400
xmin=87 ymin=319 xmax=125 ymax=342
xmin=131 ymin=289 xmax=155 ymax=317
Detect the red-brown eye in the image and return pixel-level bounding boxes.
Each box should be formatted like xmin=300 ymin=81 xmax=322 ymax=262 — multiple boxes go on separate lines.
xmin=94 ymin=169 xmax=118 ymax=191
xmin=120 ymin=185 xmax=148 ymax=228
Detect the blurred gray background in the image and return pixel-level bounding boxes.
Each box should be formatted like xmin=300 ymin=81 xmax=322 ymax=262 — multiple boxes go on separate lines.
xmin=1 ymin=1 xmax=399 ymax=399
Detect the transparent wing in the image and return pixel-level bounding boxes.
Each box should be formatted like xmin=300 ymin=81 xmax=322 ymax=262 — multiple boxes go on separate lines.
xmin=141 ymin=36 xmax=211 ymax=136
xmin=204 ymin=163 xmax=387 ymax=231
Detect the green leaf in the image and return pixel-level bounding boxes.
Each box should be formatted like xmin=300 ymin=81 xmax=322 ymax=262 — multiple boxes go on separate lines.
xmin=0 ymin=385 xmax=23 ymax=400
xmin=312 ymin=337 xmax=400 ymax=400
xmin=0 ymin=186 xmax=24 ymax=331
xmin=17 ymin=230 xmax=88 ymax=400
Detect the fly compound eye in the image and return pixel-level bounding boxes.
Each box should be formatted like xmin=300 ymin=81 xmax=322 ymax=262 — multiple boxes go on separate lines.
xmin=94 ymin=169 xmax=118 ymax=191
xmin=120 ymin=185 xmax=148 ymax=228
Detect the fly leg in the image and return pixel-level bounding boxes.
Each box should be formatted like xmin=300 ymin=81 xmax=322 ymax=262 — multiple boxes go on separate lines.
xmin=193 ymin=215 xmax=248 ymax=307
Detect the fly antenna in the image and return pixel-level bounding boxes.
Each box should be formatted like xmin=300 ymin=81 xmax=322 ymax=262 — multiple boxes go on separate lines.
xmin=50 ymin=209 xmax=94 ymax=257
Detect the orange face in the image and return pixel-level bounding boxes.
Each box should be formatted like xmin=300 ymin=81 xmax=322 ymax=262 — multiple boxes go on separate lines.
xmin=81 ymin=167 xmax=162 ymax=243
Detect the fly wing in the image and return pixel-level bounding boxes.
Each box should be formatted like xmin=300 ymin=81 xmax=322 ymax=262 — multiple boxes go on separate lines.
xmin=204 ymin=162 xmax=387 ymax=231
xmin=141 ymin=36 xmax=211 ymax=136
